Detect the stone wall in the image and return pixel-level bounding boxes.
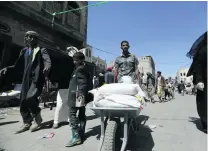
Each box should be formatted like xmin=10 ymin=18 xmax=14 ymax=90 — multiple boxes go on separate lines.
xmin=0 ymin=1 xmax=88 ymax=48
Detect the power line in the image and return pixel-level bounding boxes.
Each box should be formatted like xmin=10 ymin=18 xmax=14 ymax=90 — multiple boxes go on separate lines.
xmin=92 ymin=47 xmax=118 ymax=56
xmin=55 ymin=1 xmax=108 ymax=15
xmin=36 ymin=1 xmax=109 ymax=28
xmin=35 ymin=2 xmax=52 ymax=15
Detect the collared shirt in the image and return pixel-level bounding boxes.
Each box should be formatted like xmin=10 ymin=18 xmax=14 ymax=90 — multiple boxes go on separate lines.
xmin=114 ymin=53 xmax=139 ymax=81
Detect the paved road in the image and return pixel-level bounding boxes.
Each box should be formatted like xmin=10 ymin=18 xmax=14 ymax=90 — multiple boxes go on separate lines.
xmin=0 ymin=93 xmax=206 ymax=151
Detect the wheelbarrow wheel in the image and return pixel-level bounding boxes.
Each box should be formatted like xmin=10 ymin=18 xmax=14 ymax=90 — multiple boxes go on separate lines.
xmin=101 ymin=118 xmax=120 ymax=151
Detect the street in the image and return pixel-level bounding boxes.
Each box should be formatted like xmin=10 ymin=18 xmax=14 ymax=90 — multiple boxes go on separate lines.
xmin=0 ymin=93 xmax=206 ymax=151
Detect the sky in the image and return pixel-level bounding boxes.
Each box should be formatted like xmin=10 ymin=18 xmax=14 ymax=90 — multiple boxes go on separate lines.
xmin=87 ymin=1 xmax=207 ymax=78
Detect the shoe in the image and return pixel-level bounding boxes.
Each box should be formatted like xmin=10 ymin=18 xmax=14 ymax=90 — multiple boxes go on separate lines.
xmin=53 ymin=123 xmax=59 ymax=129
xmin=65 ymin=128 xmax=82 ymax=147
xmin=14 ymin=123 xmax=32 ymax=134
xmin=30 ymin=112 xmax=43 ymax=132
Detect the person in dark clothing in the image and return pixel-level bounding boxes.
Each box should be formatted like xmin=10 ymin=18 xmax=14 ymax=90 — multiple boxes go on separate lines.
xmin=178 ymin=81 xmax=185 ymax=95
xmin=0 ymin=31 xmax=51 ymax=133
xmin=146 ymin=72 xmax=155 ymax=102
xmin=187 ymin=31 xmax=207 ymax=133
xmin=98 ymin=73 xmax=105 ymax=87
xmin=66 ymin=52 xmax=90 ymax=147
xmin=165 ymin=79 xmax=170 ymax=100
xmin=104 ymin=67 xmax=114 ymax=84
xmin=93 ymin=76 xmax=99 ymax=88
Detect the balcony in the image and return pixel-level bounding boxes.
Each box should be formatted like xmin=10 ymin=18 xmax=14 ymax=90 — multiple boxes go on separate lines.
xmin=1 ymin=1 xmax=85 ymax=42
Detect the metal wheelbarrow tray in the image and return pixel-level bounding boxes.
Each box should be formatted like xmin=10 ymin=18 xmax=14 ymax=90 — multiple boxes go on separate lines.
xmin=89 ymin=106 xmax=141 ymax=151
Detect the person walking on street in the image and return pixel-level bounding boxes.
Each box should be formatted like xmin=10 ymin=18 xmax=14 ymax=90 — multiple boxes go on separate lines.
xmin=66 ymin=52 xmax=91 ymax=147
xmin=156 ymin=71 xmax=166 ymax=103
xmin=178 ymin=81 xmax=185 ymax=95
xmin=98 ymin=72 xmax=105 ymax=87
xmin=187 ymin=31 xmax=207 ymax=133
xmin=114 ymin=40 xmax=139 ymax=84
xmin=0 ymin=31 xmax=51 ymax=133
xmin=104 ymin=67 xmax=114 ymax=84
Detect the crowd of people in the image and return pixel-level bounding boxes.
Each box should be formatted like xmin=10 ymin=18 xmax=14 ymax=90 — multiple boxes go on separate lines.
xmin=0 ymin=30 xmax=206 ymax=148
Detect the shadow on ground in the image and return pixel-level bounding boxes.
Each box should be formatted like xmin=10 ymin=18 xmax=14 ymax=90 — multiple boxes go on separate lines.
xmin=189 ymin=117 xmax=207 ymax=134
xmin=85 ymin=124 xmax=101 ymax=140
xmin=120 ymin=115 xmax=154 ymax=151
xmin=85 ymin=115 xmax=155 ymax=151
xmin=87 ymin=114 xmax=99 ymax=121
xmin=0 ymin=121 xmax=19 ymax=126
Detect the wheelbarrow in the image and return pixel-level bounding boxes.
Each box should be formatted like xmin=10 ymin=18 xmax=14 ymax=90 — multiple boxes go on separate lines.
xmin=89 ymin=106 xmax=142 ymax=151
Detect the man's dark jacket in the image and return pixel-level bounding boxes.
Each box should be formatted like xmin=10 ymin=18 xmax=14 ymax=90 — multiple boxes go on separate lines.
xmin=7 ymin=47 xmax=51 ymax=101
xmin=68 ymin=64 xmax=89 ymax=107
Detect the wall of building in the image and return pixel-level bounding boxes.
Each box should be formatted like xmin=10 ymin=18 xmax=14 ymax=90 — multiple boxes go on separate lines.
xmin=176 ymin=67 xmax=193 ymax=83
xmin=79 ymin=44 xmax=93 ymax=63
xmin=138 ymin=56 xmax=156 ymax=77
xmin=0 ymin=2 xmax=88 ymax=47
xmin=92 ymin=56 xmax=107 ymax=70
xmin=0 ymin=1 xmax=88 ymax=67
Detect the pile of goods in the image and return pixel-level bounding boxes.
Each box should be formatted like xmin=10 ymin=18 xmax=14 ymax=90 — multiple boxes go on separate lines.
xmin=89 ymin=83 xmax=148 ymax=109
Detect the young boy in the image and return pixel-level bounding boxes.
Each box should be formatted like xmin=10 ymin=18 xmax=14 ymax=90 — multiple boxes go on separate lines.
xmin=66 ymin=52 xmax=89 ymax=147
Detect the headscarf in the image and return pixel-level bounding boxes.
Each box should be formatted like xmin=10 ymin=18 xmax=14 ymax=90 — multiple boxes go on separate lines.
xmin=186 ymin=31 xmax=207 ymax=59
xmin=106 ymin=66 xmax=112 ymax=72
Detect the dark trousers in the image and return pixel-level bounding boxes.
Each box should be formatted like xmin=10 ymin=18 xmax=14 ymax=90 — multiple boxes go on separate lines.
xmin=20 ymin=97 xmax=41 ymax=124
xmin=69 ymin=106 xmax=86 ymax=129
xmin=165 ymin=89 xmax=170 ymax=98
xmin=196 ymin=89 xmax=207 ymax=129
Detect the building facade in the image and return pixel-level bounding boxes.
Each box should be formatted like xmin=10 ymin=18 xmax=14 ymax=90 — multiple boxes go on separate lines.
xmin=92 ymin=56 xmax=107 ymax=73
xmin=0 ymin=1 xmax=88 ymax=68
xmin=79 ymin=44 xmax=93 ymax=63
xmin=138 ymin=56 xmax=156 ymax=77
xmin=176 ymin=67 xmax=193 ymax=84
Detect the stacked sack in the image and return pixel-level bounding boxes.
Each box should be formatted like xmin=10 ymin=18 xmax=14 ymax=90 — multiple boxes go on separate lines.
xmin=89 ymin=83 xmax=147 ymax=108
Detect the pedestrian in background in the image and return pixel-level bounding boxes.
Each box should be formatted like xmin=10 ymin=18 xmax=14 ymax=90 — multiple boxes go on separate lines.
xmin=156 ymin=71 xmax=166 ymax=102
xmin=104 ymin=67 xmax=114 ymax=84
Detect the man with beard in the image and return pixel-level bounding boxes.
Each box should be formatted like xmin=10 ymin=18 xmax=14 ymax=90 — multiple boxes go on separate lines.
xmin=187 ymin=31 xmax=207 ymax=133
xmin=0 ymin=31 xmax=51 ymax=133
xmin=114 ymin=41 xmax=139 ymax=83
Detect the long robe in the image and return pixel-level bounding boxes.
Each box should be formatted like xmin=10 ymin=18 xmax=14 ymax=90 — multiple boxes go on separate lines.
xmin=7 ymin=47 xmax=51 ymax=101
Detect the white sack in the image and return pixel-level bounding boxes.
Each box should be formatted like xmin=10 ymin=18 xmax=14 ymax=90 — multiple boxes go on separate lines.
xmin=105 ymin=94 xmax=141 ymax=108
xmin=136 ymin=85 xmax=147 ymax=98
xmin=89 ymin=89 xmax=105 ymax=102
xmin=94 ymin=94 xmax=141 ymax=108
xmin=120 ymin=76 xmax=134 ymax=84
xmin=98 ymin=83 xmax=139 ymax=96
xmin=94 ymin=99 xmax=129 ymax=108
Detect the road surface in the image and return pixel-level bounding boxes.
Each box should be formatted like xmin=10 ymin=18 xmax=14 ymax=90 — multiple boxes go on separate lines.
xmin=0 ymin=93 xmax=206 ymax=151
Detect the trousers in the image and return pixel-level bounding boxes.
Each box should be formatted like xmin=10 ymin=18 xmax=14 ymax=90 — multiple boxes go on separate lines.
xmin=53 ymin=90 xmax=70 ymax=124
xmin=157 ymin=87 xmax=165 ymax=99
xmin=20 ymin=96 xmax=41 ymax=124
xmin=69 ymin=106 xmax=86 ymax=129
